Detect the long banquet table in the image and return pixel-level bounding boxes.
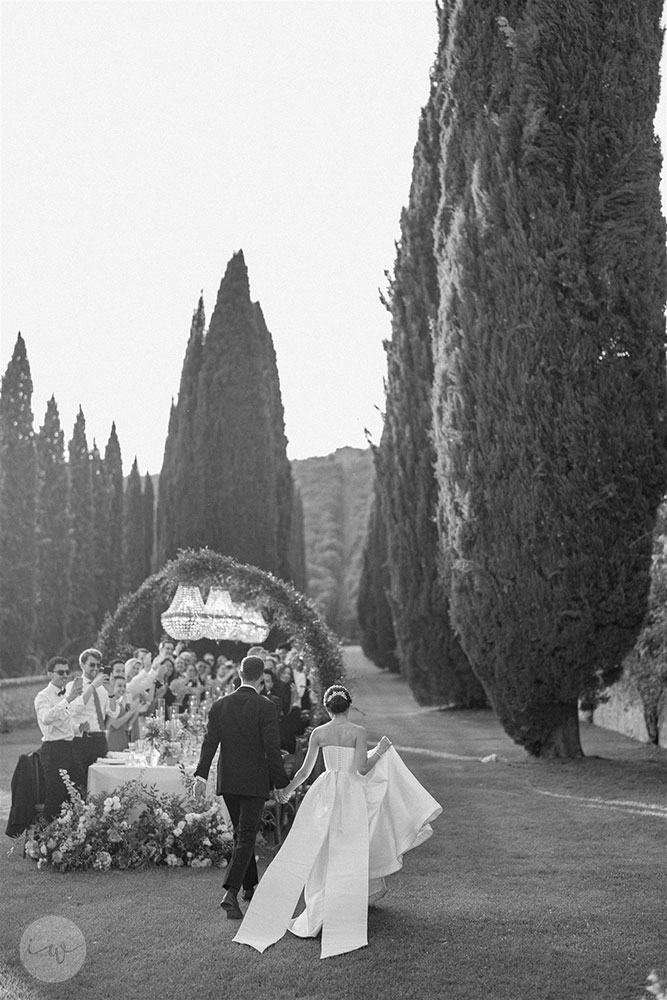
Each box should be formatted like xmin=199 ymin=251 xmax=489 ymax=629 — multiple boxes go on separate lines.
xmin=87 ymin=761 xmax=190 ymax=799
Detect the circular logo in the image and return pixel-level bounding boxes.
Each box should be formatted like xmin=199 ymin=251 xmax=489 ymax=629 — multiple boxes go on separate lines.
xmin=20 ymin=916 xmax=86 ymax=983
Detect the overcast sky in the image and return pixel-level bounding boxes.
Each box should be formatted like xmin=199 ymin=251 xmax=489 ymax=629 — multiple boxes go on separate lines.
xmin=2 ymin=1 xmax=666 ymax=476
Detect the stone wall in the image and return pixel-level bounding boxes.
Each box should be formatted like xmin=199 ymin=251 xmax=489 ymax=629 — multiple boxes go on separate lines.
xmin=591 ymin=670 xmax=667 ymax=749
xmin=0 ymin=676 xmax=46 ymax=731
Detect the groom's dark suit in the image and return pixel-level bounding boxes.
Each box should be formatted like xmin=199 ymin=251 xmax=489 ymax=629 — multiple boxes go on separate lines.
xmin=195 ymin=684 xmax=289 ymax=893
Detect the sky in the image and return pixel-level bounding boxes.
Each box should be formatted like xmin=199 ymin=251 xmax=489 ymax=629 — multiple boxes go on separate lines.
xmin=1 ymin=1 xmax=666 ymax=477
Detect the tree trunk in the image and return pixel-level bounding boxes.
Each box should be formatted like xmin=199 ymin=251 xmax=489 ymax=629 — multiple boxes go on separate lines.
xmin=536 ymin=701 xmax=583 ymax=759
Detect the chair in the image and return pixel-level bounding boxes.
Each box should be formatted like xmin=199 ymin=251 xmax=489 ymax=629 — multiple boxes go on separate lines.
xmin=5 ymin=750 xmax=45 ymax=839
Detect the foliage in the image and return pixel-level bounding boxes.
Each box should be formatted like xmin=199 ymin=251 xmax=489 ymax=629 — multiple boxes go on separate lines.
xmin=292 ymin=447 xmax=373 ymax=640
xmin=34 ymin=395 xmax=70 ymax=663
xmin=96 ymin=547 xmax=345 ymax=703
xmin=66 ymin=407 xmax=96 ymax=653
xmin=24 ymin=772 xmax=233 ymax=871
xmin=0 ymin=333 xmax=37 ymax=677
xmin=431 ymin=1 xmax=667 ymax=756
xmin=357 ymin=482 xmax=399 ymax=673
xmin=375 ymin=71 xmax=486 ymax=707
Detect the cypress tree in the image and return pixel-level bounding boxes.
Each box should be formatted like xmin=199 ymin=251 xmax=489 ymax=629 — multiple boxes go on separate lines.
xmin=156 ymin=296 xmax=205 ymax=567
xmin=143 ymin=472 xmax=155 ymax=576
xmin=194 ymin=252 xmax=279 ymax=574
xmin=254 ymin=302 xmax=296 ymax=581
xmin=378 ymin=58 xmax=485 ymax=707
xmin=357 ymin=487 xmax=399 ymax=673
xmin=288 ymin=485 xmax=308 ymax=595
xmin=66 ymin=408 xmax=96 ymax=653
xmin=123 ymin=458 xmax=146 ymax=595
xmin=432 ymin=1 xmax=667 ymax=756
xmin=35 ymin=396 xmax=70 ymax=661
xmin=104 ymin=423 xmax=123 ymax=611
xmin=0 ymin=334 xmax=37 ymax=676
xmin=90 ymin=441 xmax=110 ymax=628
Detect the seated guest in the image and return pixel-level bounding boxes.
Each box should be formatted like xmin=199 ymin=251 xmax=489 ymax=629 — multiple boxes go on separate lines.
xmin=106 ymin=677 xmax=141 ymax=752
xmin=34 ymin=658 xmax=85 ymax=818
xmin=67 ymin=649 xmax=120 ymax=783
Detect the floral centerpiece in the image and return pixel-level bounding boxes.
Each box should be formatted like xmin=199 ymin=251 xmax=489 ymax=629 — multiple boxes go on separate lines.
xmin=24 ymin=773 xmax=232 ymax=872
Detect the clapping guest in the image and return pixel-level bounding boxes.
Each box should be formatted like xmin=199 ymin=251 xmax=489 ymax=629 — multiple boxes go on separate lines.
xmin=106 ymin=677 xmax=141 ymax=752
xmin=181 ymin=663 xmax=206 ymax=712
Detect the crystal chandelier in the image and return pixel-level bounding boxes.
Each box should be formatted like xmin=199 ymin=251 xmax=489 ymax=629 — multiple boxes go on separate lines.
xmin=160 ymin=584 xmax=207 ymax=640
xmin=162 ymin=583 xmax=270 ymax=643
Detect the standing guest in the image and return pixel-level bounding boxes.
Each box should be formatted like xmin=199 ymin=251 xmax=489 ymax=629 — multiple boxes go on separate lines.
xmin=193 ymin=656 xmax=290 ymax=918
xmin=202 ymin=652 xmax=216 ymax=673
xmin=106 ymin=677 xmax=141 ymax=752
xmin=67 ymin=649 xmax=119 ymax=782
xmin=124 ymin=657 xmax=142 ymax=683
xmin=134 ymin=647 xmax=152 ymax=669
xmin=34 ymin=658 xmax=85 ymax=819
xmin=261 ymin=669 xmax=284 ymax=718
xmin=110 ymin=659 xmax=126 ymax=681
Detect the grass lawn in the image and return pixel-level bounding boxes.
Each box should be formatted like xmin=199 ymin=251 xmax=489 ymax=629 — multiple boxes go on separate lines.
xmin=1 ymin=648 xmax=665 ymax=1000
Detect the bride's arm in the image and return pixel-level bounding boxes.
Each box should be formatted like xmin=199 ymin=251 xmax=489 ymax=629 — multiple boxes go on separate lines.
xmin=281 ymin=728 xmax=321 ymax=796
xmin=358 ymin=734 xmax=392 ymax=775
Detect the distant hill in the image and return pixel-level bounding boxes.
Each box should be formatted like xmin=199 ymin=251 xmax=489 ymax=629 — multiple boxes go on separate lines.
xmin=292 ymin=447 xmax=373 ymax=641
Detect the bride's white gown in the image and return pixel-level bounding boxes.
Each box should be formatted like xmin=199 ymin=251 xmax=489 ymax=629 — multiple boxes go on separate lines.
xmin=233 ymin=745 xmax=442 ymax=959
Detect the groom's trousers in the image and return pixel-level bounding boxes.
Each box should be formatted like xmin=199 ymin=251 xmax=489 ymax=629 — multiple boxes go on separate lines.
xmin=222 ymin=794 xmax=264 ymax=892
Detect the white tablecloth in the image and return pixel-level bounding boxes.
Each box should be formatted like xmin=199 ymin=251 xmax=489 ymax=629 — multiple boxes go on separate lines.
xmin=87 ymin=763 xmax=188 ymax=799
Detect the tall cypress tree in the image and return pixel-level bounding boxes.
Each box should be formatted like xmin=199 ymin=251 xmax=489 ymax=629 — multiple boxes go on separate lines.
xmin=288 ymin=485 xmax=307 ymax=595
xmin=194 ymin=252 xmax=279 ymax=574
xmin=377 ymin=55 xmax=485 ymax=707
xmin=104 ymin=423 xmax=123 ymax=612
xmin=90 ymin=441 xmax=110 ymax=629
xmin=0 ymin=334 xmax=37 ymax=676
xmin=357 ymin=485 xmax=399 ymax=673
xmin=66 ymin=408 xmax=95 ymax=654
xmin=123 ymin=458 xmax=146 ymax=595
xmin=432 ymin=1 xmax=667 ymax=755
xmin=156 ymin=296 xmax=205 ymax=567
xmin=35 ymin=396 xmax=70 ymax=661
xmin=143 ymin=472 xmax=155 ymax=577
xmin=254 ymin=302 xmax=296 ymax=581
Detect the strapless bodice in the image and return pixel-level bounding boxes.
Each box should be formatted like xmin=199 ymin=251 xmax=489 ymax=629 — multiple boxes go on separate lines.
xmin=322 ymin=745 xmax=357 ymax=773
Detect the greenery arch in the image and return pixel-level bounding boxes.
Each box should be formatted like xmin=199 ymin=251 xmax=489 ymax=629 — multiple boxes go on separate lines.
xmin=96 ymin=548 xmax=345 ymax=706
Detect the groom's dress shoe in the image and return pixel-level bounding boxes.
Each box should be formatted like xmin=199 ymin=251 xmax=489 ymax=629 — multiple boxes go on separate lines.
xmin=220 ymin=890 xmax=243 ymax=920
xmin=242 ymin=887 xmax=255 ymax=901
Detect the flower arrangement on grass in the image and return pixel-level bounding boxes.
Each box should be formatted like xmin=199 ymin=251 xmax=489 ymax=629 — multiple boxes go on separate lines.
xmin=643 ymin=971 xmax=667 ymax=1000
xmin=24 ymin=772 xmax=233 ymax=872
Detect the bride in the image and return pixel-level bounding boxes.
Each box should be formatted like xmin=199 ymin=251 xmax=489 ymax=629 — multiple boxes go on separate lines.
xmin=233 ymin=684 xmax=441 ymax=959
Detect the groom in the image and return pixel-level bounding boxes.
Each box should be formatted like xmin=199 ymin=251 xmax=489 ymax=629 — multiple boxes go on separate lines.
xmin=193 ymin=655 xmax=289 ymax=919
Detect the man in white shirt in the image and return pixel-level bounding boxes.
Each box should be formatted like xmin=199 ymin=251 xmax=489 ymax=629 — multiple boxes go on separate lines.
xmin=67 ymin=648 xmax=120 ymax=781
xmin=34 ymin=657 xmax=86 ymax=819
